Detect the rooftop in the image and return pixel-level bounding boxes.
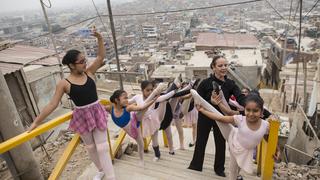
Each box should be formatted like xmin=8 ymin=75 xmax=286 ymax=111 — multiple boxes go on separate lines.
xmin=222 ymin=49 xmax=263 ymax=66
xmin=245 ymin=21 xmax=275 ymax=31
xmin=187 ymin=49 xmax=263 ymax=68
xmin=0 ymin=45 xmax=60 ymax=75
xmin=196 ymin=33 xmax=259 ymax=49
xmin=187 ymin=51 xmax=211 ymax=68
xmin=151 ymin=64 xmax=186 ymax=79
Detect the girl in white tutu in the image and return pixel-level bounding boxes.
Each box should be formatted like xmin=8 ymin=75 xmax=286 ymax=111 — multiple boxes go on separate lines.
xmin=191 ymin=89 xmax=271 ymax=180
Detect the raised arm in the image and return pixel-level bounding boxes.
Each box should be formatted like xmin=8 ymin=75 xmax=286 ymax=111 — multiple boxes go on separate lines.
xmin=196 ymin=104 xmax=234 ymax=124
xmin=127 ymin=96 xmax=158 ymax=112
xmin=128 ymin=95 xmax=137 ymax=105
xmin=87 ymin=30 xmax=106 ymax=75
xmin=28 ymin=80 xmax=66 ymax=132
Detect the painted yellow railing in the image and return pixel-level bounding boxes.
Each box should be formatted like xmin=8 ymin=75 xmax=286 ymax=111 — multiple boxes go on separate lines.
xmin=0 ymin=99 xmax=127 ymax=180
xmin=257 ymin=119 xmax=280 ymax=180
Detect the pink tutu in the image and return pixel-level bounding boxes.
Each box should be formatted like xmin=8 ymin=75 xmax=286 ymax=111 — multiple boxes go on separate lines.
xmin=141 ymin=109 xmax=161 ymax=138
xmin=184 ymin=108 xmax=198 ymax=127
xmin=126 ymin=112 xmax=140 ymax=139
xmin=69 ymin=100 xmax=108 ymax=135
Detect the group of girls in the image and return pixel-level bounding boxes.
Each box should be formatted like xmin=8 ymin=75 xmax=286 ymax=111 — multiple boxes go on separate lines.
xmin=28 ymin=30 xmax=278 ymax=180
xmin=27 ymin=28 xmax=199 ymax=179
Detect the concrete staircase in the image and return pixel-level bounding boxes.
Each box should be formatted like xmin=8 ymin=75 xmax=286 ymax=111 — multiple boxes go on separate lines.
xmin=112 ymin=148 xmax=226 ymax=180
xmin=78 ymin=128 xmax=261 ymax=180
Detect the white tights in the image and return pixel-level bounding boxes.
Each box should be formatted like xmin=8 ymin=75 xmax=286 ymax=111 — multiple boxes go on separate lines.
xmin=174 ymin=118 xmax=184 ymax=149
xmin=151 ymin=126 xmax=174 ymax=152
xmin=123 ymin=124 xmax=144 ymax=161
xmin=80 ymin=129 xmax=115 ymax=180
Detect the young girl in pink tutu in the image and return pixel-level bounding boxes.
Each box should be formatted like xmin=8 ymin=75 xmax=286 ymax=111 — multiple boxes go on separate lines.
xmin=106 ymin=89 xmax=160 ymax=165
xmin=29 ymin=30 xmax=116 ymax=180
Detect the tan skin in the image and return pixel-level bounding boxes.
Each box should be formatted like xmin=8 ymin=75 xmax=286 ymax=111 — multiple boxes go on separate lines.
xmin=241 ymin=88 xmax=250 ymax=97
xmin=28 ymin=29 xmax=106 ymax=132
xmin=105 ymin=92 xmax=158 ymax=117
xmin=212 ymin=57 xmax=229 ymax=81
xmin=142 ymin=84 xmax=154 ymax=100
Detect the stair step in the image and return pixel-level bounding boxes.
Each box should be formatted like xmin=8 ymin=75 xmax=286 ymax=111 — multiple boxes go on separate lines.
xmin=116 ymin=155 xmax=225 ymax=180
xmin=78 ymin=128 xmax=260 ymax=180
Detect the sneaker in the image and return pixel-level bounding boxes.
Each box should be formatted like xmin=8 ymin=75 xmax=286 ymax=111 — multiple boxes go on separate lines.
xmin=189 ymin=143 xmax=194 ymax=147
xmin=236 ymin=175 xmax=243 ymax=180
xmin=152 ymin=146 xmax=161 ymax=159
xmin=156 ymin=83 xmax=167 ymax=94
xmin=169 ymin=151 xmax=175 ymax=155
xmin=93 ymin=171 xmax=105 ymax=180
xmin=153 ymin=157 xmax=160 ymax=162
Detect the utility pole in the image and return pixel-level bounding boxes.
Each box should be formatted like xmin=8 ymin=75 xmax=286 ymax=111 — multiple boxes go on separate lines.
xmin=0 ymin=71 xmax=43 ymax=180
xmin=281 ymin=0 xmax=293 ymax=73
xmin=106 ymin=0 xmax=124 ymax=90
xmin=39 ymin=0 xmax=64 ymax=79
xmin=293 ymin=0 xmax=303 ymax=107
xmin=303 ymin=56 xmax=308 ymax=112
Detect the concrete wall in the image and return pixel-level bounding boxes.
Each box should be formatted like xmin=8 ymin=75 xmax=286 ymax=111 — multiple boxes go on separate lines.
xmin=103 ymin=73 xmax=145 ymax=83
xmin=185 ymin=66 xmax=211 ymax=80
xmin=28 ymin=72 xmax=60 ymax=111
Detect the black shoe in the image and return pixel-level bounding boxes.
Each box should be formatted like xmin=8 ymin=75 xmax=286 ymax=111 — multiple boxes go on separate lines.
xmin=169 ymin=151 xmax=175 ymax=155
xmin=188 ymin=143 xmax=194 ymax=147
xmin=152 ymin=146 xmax=161 ymax=158
xmin=187 ymin=165 xmax=202 ymax=172
xmin=215 ymin=171 xmax=226 ymax=177
xmin=237 ymin=175 xmax=243 ymax=180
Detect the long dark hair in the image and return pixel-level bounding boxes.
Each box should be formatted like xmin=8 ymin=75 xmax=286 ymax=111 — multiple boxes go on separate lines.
xmin=244 ymin=94 xmax=264 ymax=110
xmin=62 ymin=49 xmax=81 ymax=66
xmin=110 ymin=90 xmax=126 ymax=104
xmin=140 ymin=80 xmax=154 ymax=90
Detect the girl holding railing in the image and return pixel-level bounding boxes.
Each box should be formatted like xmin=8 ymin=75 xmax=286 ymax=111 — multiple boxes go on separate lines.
xmin=29 ymin=30 xmax=116 ymax=180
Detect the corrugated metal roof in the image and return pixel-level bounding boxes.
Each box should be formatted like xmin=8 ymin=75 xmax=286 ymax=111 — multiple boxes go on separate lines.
xmin=0 ymin=45 xmax=61 ymax=75
xmin=0 ymin=62 xmax=23 ymax=75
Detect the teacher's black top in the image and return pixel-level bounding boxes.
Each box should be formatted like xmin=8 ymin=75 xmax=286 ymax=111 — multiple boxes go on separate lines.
xmin=197 ymin=74 xmax=246 ymax=120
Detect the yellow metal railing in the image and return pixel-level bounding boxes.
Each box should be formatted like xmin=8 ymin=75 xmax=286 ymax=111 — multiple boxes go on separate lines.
xmin=0 ymin=111 xmax=72 ymax=154
xmin=0 ymin=99 xmax=127 ymax=180
xmin=257 ymin=119 xmax=280 ymax=180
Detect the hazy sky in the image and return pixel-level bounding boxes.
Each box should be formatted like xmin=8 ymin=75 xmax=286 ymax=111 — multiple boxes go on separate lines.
xmin=1 ymin=0 xmax=133 ymax=13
